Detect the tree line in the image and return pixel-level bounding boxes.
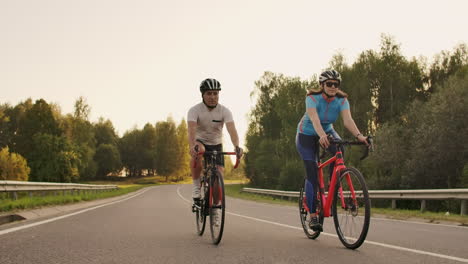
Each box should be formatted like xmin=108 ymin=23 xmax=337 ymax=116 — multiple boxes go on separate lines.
xmin=1 ymin=34 xmax=467 ymax=191
xmin=245 ymin=35 xmax=468 ymax=191
xmin=0 ymin=97 xmax=194 ymax=182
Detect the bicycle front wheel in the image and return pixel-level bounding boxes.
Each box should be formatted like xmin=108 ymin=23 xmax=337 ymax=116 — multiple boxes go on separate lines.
xmin=195 ymin=179 xmax=208 ymax=236
xmin=209 ymin=171 xmax=225 ymax=245
xmin=332 ymin=167 xmax=370 ymax=249
xmin=299 ymin=185 xmax=323 ymax=239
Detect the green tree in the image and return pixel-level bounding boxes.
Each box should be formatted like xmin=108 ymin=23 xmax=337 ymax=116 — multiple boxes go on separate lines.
xmin=15 ymin=99 xmax=62 ymax=158
xmin=94 ymin=144 xmax=122 ymax=177
xmin=119 ymin=128 xmax=144 ymax=177
xmin=0 ymin=147 xmax=30 ymax=181
xmin=0 ymin=104 xmax=12 ymax=148
xmin=141 ymin=123 xmax=157 ymax=175
xmin=74 ymin=96 xmax=91 ymax=120
xmin=61 ymin=97 xmax=97 ymax=180
xmin=404 ymin=69 xmax=468 ymax=188
xmin=1 ymin=99 xmax=33 ymax=153
xmin=245 ymin=72 xmax=308 ymax=189
xmin=428 ymin=43 xmax=468 ymax=95
xmin=28 ymin=133 xmax=79 ymax=182
xmin=174 ymin=119 xmax=190 ymax=181
xmin=367 ymin=66 xmax=468 ymax=190
xmin=365 ymin=35 xmax=424 ymax=126
xmin=155 ymin=118 xmax=178 ymax=180
xmin=93 ymin=117 xmax=122 ymax=178
xmin=94 ymin=118 xmax=119 ymax=146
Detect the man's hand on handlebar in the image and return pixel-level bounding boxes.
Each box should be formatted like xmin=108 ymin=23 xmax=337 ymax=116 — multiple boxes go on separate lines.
xmin=235 ymin=146 xmax=243 ymax=159
xmin=190 ymin=143 xmax=205 ymax=158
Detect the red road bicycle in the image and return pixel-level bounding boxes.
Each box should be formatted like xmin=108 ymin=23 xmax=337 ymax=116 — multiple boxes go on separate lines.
xmin=299 ymin=136 xmax=373 ymax=249
xmin=192 ymin=149 xmax=240 ymax=245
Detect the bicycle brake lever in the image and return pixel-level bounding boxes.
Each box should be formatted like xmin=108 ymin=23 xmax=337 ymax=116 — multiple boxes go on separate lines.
xmin=367 ymin=136 xmax=374 ymax=152
xmin=359 ymin=136 xmax=373 ymax=160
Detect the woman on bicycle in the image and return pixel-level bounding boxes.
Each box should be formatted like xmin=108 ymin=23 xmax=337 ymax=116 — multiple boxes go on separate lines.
xmin=296 ymin=70 xmax=368 ymax=231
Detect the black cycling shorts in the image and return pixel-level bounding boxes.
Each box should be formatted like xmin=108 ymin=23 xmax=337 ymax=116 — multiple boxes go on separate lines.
xmin=197 ymin=140 xmax=224 ymax=167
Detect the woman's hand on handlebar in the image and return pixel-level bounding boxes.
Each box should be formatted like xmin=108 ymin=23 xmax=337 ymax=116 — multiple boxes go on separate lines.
xmin=357 ymin=134 xmax=369 ymax=146
xmin=319 ymin=134 xmax=330 ymax=149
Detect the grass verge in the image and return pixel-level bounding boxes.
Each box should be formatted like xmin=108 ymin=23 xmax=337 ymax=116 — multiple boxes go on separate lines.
xmin=0 ymin=185 xmax=146 ymax=213
xmin=0 ymin=176 xmax=247 ymax=214
xmin=225 ymin=184 xmax=468 ymax=225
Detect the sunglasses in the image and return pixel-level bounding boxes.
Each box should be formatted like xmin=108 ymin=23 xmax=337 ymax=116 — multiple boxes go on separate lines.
xmin=325 ymin=82 xmax=340 ymax=88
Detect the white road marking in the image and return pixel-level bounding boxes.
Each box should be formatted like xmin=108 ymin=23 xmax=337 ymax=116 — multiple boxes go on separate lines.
xmin=177 ymin=186 xmax=468 ymax=263
xmin=0 ymin=188 xmax=149 ymax=236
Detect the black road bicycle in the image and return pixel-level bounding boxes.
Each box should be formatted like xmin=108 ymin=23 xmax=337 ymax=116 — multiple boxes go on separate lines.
xmin=191 ymin=149 xmax=239 ymax=245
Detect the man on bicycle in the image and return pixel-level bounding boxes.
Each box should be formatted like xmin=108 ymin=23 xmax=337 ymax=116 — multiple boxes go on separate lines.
xmin=187 ymin=78 xmax=243 ymax=224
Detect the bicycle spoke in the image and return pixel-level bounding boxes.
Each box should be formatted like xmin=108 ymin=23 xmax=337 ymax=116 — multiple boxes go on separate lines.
xmin=209 ymin=171 xmax=225 ymax=245
xmin=332 ymin=167 xmax=370 ymax=249
xmin=195 ymin=179 xmax=207 ymax=236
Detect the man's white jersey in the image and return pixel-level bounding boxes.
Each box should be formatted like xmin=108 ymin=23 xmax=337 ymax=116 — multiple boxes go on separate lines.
xmin=187 ymin=103 xmax=233 ymax=145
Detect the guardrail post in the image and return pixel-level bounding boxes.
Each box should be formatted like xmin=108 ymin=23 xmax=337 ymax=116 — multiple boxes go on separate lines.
xmin=461 ymin=200 xmax=467 ymax=216
xmin=11 ymin=192 xmax=18 ymax=200
xmin=420 ymin=200 xmax=426 ymax=213
xmin=391 ymin=199 xmax=396 ymax=209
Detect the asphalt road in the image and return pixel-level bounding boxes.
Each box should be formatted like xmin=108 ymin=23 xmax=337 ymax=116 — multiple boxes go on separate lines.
xmin=0 ymin=185 xmax=467 ymax=264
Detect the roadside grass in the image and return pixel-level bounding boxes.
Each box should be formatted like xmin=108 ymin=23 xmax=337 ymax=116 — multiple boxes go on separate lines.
xmin=224 ymin=184 xmax=468 ymax=225
xmin=0 ymin=185 xmax=145 ymax=213
xmin=0 ymin=175 xmax=249 ymax=214
xmin=0 ymin=175 xmax=183 ymax=213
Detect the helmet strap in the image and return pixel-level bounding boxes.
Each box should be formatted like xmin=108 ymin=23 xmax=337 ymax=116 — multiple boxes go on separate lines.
xmin=322 ymin=90 xmax=335 ymax=98
xmin=202 ymin=97 xmax=217 ymax=109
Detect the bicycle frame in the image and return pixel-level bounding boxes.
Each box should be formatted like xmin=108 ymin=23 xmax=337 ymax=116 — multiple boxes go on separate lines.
xmin=299 ymin=136 xmax=373 ymax=248
xmin=317 ymin=150 xmax=357 ymax=217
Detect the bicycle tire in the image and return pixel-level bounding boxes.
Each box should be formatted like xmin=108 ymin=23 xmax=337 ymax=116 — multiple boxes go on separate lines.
xmin=332 ymin=167 xmax=370 ymax=249
xmin=299 ymin=185 xmax=324 ymax=239
xmin=195 ymin=178 xmax=208 ymax=236
xmin=209 ymin=170 xmax=225 ymax=245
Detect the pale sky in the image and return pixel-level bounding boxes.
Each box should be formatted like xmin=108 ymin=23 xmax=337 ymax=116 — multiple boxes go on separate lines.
xmin=1 ymin=0 xmax=467 ymax=149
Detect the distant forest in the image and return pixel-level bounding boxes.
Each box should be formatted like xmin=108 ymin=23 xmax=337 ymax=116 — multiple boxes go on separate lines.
xmin=1 ymin=35 xmax=467 ymax=193
xmin=245 ymin=35 xmax=467 ymax=191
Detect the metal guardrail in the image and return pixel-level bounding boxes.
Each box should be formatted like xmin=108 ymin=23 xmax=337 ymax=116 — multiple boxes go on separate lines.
xmin=0 ymin=180 xmax=118 ymax=200
xmin=242 ymin=187 xmax=468 ymax=216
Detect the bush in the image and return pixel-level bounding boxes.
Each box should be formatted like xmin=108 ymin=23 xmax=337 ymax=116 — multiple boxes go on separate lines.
xmin=0 ymin=147 xmax=30 ymax=181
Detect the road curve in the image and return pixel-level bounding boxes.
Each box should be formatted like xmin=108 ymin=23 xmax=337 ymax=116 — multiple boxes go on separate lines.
xmin=0 ymin=184 xmax=467 ymax=264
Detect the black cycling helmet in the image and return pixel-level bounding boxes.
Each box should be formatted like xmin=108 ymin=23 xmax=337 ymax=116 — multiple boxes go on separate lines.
xmin=200 ymin=78 xmax=221 ymax=93
xmin=319 ymin=70 xmax=342 ymax=84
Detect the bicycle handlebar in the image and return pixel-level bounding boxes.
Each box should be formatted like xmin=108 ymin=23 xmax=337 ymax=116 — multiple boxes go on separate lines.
xmin=192 ymin=150 xmax=241 ymax=169
xmin=324 ymin=135 xmax=374 ymax=160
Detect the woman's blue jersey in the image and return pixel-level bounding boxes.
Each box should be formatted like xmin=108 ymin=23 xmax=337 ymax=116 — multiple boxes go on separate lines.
xmin=297 ymin=93 xmax=350 ymax=136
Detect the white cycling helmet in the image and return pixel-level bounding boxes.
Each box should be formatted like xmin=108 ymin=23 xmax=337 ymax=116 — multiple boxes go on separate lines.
xmin=319 ymin=70 xmax=342 ymax=84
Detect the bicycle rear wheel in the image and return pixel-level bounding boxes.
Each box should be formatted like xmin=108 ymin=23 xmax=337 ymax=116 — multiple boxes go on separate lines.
xmin=332 ymin=167 xmax=370 ymax=249
xmin=209 ymin=171 xmax=225 ymax=245
xmin=299 ymin=184 xmax=323 ymax=239
xmin=195 ymin=178 xmax=208 ymax=236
